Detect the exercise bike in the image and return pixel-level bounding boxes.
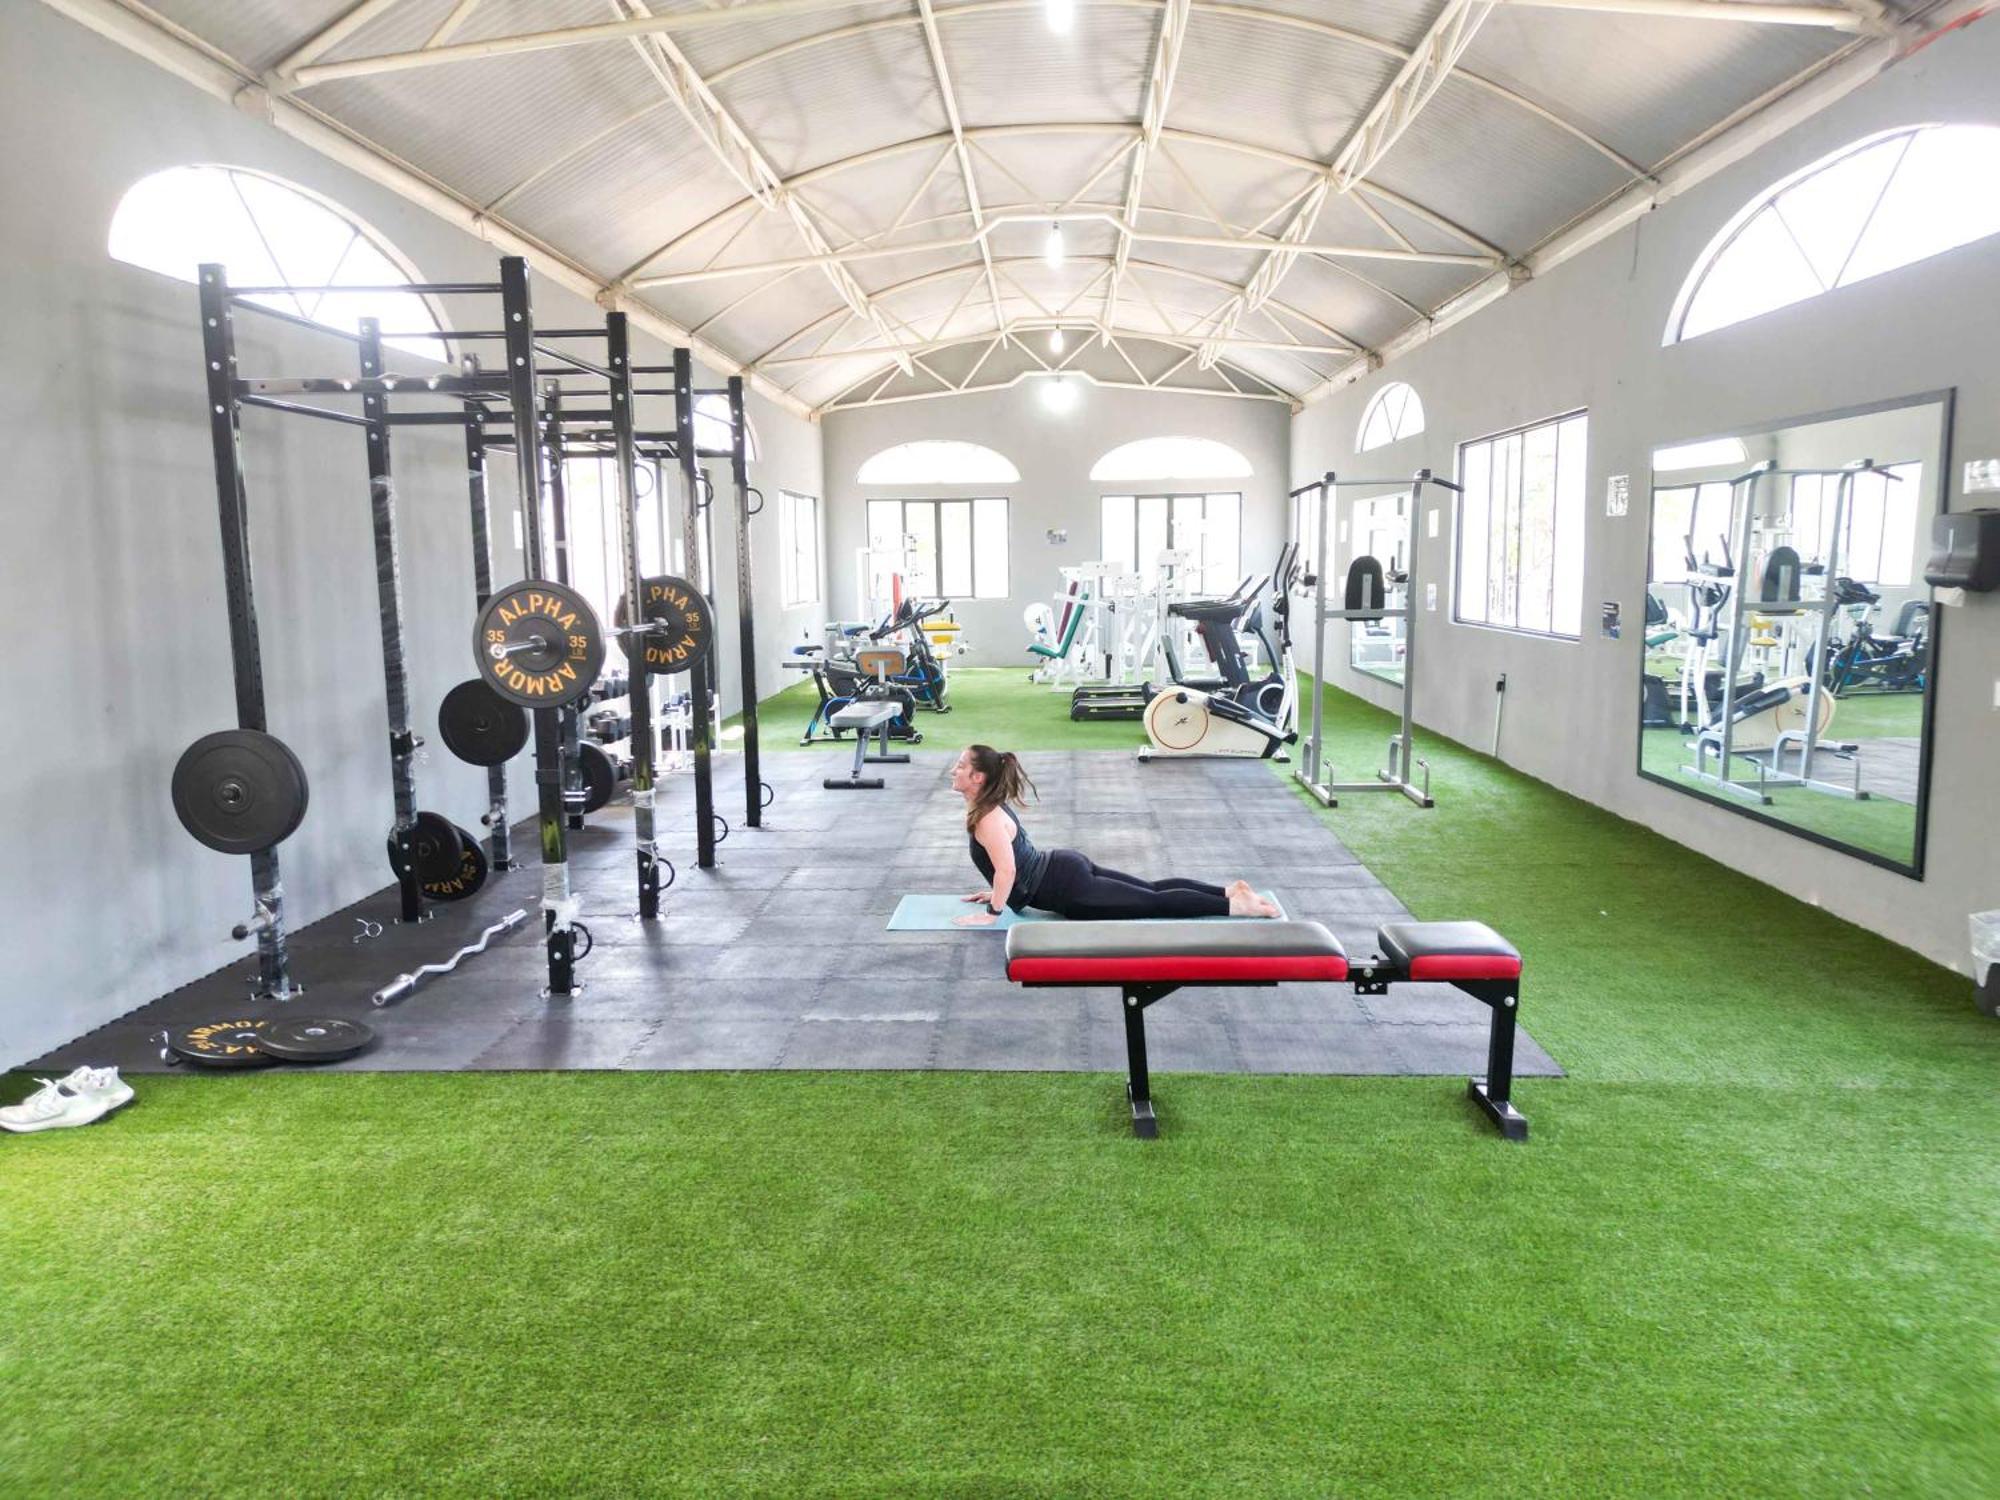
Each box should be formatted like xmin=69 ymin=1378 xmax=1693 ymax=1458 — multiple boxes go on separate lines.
xmin=1138 ymin=543 xmax=1300 ymax=762
xmin=1817 ymin=579 xmax=1928 ymax=697
xmin=787 ymin=621 xmax=922 ymax=746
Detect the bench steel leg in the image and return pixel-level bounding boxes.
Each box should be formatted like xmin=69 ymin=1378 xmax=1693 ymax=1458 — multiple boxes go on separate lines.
xmin=864 ymin=718 xmax=909 ymax=765
xmin=1462 ymin=979 xmax=1527 ymax=1142
xmin=823 ymin=728 xmax=884 ymax=790
xmin=1121 ymin=984 xmax=1178 ymax=1139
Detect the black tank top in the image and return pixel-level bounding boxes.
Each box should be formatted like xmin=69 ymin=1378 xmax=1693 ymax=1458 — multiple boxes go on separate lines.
xmin=969 ymin=807 xmax=1047 ymax=911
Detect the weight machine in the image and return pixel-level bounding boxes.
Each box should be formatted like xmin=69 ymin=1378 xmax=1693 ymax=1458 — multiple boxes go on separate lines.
xmin=1292 ymin=468 xmax=1451 ymax=809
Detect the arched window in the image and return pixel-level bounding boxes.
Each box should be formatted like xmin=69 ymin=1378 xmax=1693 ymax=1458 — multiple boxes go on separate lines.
xmin=694 ymin=393 xmax=758 ymax=461
xmin=857 ymin=440 xmax=1019 ymax=485
xmin=1088 ymin=436 xmax=1252 ymax=482
xmin=109 ymin=165 xmax=446 ymax=360
xmin=1357 ymin=382 xmax=1425 ymax=451
xmin=1667 ymin=124 xmax=2000 ymax=344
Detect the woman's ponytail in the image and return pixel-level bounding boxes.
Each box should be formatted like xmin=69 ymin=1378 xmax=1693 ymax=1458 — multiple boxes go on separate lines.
xmin=965 ymin=745 xmax=1038 ymax=829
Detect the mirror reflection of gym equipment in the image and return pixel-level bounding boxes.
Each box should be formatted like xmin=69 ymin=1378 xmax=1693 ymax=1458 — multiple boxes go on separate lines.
xmin=1640 ymin=395 xmax=1950 ymax=872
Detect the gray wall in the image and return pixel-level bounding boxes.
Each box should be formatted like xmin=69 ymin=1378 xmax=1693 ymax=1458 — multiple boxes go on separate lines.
xmin=823 ymin=384 xmax=1292 ymax=666
xmin=0 ymin=3 xmax=821 ymax=1067
xmin=1293 ymin=18 xmax=2000 ymax=975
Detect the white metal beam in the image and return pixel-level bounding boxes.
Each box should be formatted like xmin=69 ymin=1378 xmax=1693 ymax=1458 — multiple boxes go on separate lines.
xmin=913 ymin=0 xmax=1009 ymax=333
xmin=1103 ymin=0 xmax=1191 ymax=340
xmin=424 ymin=0 xmax=486 ymax=50
xmin=608 ymin=0 xmax=914 ymax=374
xmin=1304 ymin=0 xmax=1977 ymax=405
xmin=267 ymin=0 xmax=410 ymax=80
xmin=287 ymin=0 xmax=874 ymax=85
xmin=37 ymin=0 xmax=814 ymax=418
xmin=820 ymin=367 xmax=1292 ymax=412
xmin=1499 ymin=0 xmax=1880 ymax=29
xmin=631 ymin=210 xmax=1495 ymax=287
xmin=759 ymin=329 xmax=1356 ymax=367
xmin=1198 ymin=0 xmax=1498 ymax=367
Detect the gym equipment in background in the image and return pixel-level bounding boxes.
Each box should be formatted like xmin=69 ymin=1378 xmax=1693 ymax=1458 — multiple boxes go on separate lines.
xmin=1293 ymin=469 xmax=1457 ymax=808
xmin=1136 ymin=542 xmax=1300 ymax=763
xmin=1817 ymin=578 xmax=1929 ymax=697
xmin=1676 ymin=460 xmax=1904 ymax=807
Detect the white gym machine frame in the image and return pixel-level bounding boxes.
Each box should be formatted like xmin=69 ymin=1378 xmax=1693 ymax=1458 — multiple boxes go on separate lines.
xmin=1294 ymin=468 xmax=1454 ymax=809
xmin=1681 ymin=457 xmax=1899 ymax=806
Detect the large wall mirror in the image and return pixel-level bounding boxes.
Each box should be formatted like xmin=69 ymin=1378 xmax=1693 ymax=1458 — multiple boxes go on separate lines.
xmin=1638 ymin=392 xmax=1950 ymax=875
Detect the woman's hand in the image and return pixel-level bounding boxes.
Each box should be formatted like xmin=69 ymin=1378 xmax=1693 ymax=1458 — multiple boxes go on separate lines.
xmin=962 ymin=890 xmax=993 ymax=904
xmin=953 ymin=911 xmax=999 ymax=928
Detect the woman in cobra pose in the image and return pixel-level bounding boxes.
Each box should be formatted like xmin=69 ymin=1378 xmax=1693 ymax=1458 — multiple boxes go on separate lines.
xmin=951 ymin=743 xmax=1280 ymax=927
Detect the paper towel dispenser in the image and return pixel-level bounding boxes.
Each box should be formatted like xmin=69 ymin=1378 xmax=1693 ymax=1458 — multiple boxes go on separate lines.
xmin=1924 ymin=509 xmax=2000 ymax=592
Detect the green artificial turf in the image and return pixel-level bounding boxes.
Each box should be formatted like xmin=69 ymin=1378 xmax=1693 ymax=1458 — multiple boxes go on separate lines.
xmin=8 ymin=669 xmax=1997 ymax=1497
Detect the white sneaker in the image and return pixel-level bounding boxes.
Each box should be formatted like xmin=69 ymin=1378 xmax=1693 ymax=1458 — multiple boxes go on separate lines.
xmin=0 ymin=1070 xmax=133 ymax=1133
xmin=73 ymin=1067 xmax=136 ymax=1116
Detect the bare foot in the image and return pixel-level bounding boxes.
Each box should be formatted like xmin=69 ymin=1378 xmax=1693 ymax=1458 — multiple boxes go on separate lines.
xmin=1225 ymin=878 xmax=1253 ymax=899
xmin=1228 ymin=888 xmax=1279 ymax=918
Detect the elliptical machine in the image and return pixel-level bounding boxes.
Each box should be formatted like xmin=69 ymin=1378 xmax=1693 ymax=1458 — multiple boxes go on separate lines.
xmin=1137 ymin=543 xmax=1300 ymax=762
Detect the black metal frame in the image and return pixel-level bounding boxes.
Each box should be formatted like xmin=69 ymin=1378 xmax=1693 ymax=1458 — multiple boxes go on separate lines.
xmin=357 ymin=318 xmax=425 ymax=926
xmin=197 ymin=266 xmax=300 ymax=1001
xmin=673 ymin=350 xmax=719 ymax=869
xmin=1023 ymin=960 xmax=1527 ymax=1142
xmin=192 ymin=255 xmax=769 ymax=995
xmin=458 ymin=355 xmax=516 ymax=873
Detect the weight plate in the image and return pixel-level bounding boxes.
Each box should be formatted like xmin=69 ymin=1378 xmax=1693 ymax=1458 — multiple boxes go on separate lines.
xmin=171 ymin=730 xmax=310 ymax=855
xmin=579 ymin=742 xmax=617 ymax=814
xmin=422 ymin=831 xmax=488 ymax=902
xmin=168 ymin=1018 xmax=277 ymax=1069
xmin=438 ymin=679 xmax=530 ymax=766
xmin=386 ymin=811 xmax=466 ymax=886
xmin=613 ymin=575 xmax=713 ymax=676
xmin=256 ymin=1016 xmax=376 ymax=1064
xmin=475 ymin=580 xmax=606 ymax=709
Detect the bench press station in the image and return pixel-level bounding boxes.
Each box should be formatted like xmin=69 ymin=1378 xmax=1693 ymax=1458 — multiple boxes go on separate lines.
xmin=823 ymin=649 xmax=912 ymax=790
xmin=1004 ymin=918 xmax=1527 ymax=1140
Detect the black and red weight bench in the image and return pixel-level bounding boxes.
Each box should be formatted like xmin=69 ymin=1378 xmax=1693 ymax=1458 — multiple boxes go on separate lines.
xmin=1004 ymin=919 xmax=1526 ymax=1140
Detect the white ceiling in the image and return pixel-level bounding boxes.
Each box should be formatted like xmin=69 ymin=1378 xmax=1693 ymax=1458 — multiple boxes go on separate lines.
xmin=101 ymin=0 xmax=1926 ymax=411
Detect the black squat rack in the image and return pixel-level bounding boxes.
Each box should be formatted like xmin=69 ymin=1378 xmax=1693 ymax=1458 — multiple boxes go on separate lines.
xmin=187 ymin=256 xmax=769 ymax=1001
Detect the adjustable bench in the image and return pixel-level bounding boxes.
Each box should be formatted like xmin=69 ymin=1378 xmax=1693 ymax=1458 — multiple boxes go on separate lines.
xmin=823 ymin=699 xmax=908 ymax=789
xmin=1004 ymin=918 xmax=1526 ymax=1140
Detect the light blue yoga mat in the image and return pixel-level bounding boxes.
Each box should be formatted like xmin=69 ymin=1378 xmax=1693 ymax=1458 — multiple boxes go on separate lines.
xmin=886 ymin=892 xmax=1285 ymax=931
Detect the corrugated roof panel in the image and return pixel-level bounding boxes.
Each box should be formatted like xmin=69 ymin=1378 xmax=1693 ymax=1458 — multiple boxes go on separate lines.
xmin=1463 ymin=7 xmax=1850 ymax=171
xmin=303 ymin=42 xmax=670 ymax=210
xmin=138 ymin=0 xmax=355 ymax=73
xmin=1170 ymin=8 xmax=1401 ymax=168
xmin=673 ymin=0 xmax=916 ymax=78
xmin=501 ymin=107 xmax=751 ymax=280
xmin=1363 ymin=74 xmax=1632 ymax=256
xmin=966 ymin=131 xmax=1144 ymax=210
xmin=670 ymin=275 xmax=850 ymax=357
xmin=709 ymin=25 xmax=949 ymax=179
xmin=931 ymin=7 xmax=1157 ymax=129
xmin=790 ymin=147 xmax=969 ymax=247
xmin=1150 ymin=135 xmax=1319 ymax=241
xmin=333 ymin=0 xmax=604 ymax=58
xmin=1241 ymin=0 xmax=1443 ymax=57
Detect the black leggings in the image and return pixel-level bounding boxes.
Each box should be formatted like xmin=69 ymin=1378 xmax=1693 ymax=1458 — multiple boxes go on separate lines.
xmin=1029 ymin=849 xmax=1229 ymax=921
